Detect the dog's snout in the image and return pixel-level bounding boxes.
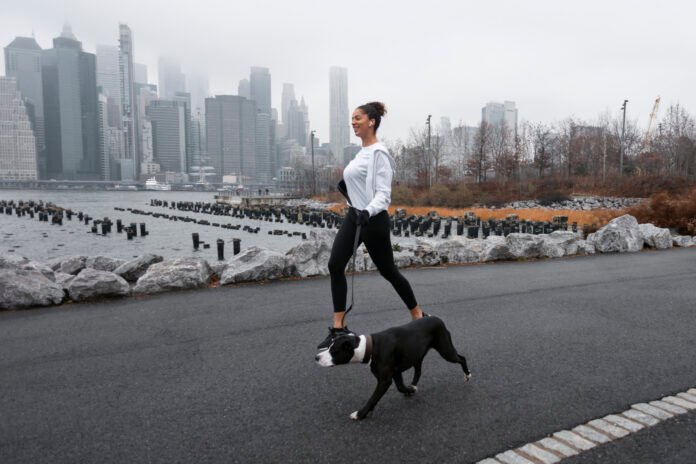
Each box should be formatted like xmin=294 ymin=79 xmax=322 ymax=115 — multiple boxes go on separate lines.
xmin=315 ymin=355 xmax=320 ymax=361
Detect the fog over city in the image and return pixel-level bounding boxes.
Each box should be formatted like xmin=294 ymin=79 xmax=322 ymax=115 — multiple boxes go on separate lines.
xmin=1 ymin=0 xmax=694 ymax=141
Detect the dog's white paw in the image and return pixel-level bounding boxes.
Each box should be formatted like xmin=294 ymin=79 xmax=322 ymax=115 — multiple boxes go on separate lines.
xmin=349 ymin=411 xmax=359 ymax=420
xmin=409 ymin=385 xmax=418 ymax=393
xmin=465 ymin=373 xmax=472 ymax=382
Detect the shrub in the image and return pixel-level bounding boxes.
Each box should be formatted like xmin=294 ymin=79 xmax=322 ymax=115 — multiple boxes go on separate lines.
xmin=628 ymin=187 xmax=696 ymax=235
xmin=447 ymin=184 xmax=474 ymax=208
xmin=392 ymin=185 xmax=416 ymax=205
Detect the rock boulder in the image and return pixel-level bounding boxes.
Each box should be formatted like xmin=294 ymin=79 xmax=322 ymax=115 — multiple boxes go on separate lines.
xmin=133 ymin=258 xmax=213 ymax=294
xmin=0 ymin=268 xmax=64 ymax=310
xmin=220 ymin=247 xmax=294 ymax=284
xmin=114 ymin=254 xmax=164 ymax=282
xmin=85 ymin=255 xmax=127 ymax=272
xmin=67 ymin=268 xmax=130 ymax=302
xmin=588 ymin=214 xmax=644 ymax=253
xmin=638 ymin=224 xmax=673 ymax=249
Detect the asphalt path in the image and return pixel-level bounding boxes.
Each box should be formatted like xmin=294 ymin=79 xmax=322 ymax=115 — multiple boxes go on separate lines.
xmin=1 ymin=248 xmax=695 ymax=463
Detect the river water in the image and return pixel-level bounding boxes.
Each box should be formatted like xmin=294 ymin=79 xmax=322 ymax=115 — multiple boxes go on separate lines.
xmin=0 ymin=190 xmax=329 ymax=262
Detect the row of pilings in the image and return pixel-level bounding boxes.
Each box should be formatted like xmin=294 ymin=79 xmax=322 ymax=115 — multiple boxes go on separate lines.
xmin=1 ymin=199 xmax=151 ymax=243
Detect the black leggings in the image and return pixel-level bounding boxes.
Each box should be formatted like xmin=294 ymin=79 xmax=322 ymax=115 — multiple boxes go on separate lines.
xmin=328 ymin=209 xmax=418 ymax=313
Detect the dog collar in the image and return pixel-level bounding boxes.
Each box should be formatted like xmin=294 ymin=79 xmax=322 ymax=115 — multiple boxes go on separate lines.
xmin=362 ymin=335 xmax=373 ymax=364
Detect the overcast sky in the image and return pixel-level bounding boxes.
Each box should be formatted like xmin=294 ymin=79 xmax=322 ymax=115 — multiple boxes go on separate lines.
xmin=2 ymin=0 xmax=694 ymax=144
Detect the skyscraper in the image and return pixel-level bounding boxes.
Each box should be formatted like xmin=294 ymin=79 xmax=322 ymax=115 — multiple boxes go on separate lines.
xmin=0 ymin=77 xmax=38 ymax=180
xmin=97 ymin=93 xmax=115 ymax=180
xmin=4 ymin=36 xmax=45 ymax=174
xmin=238 ymin=78 xmax=250 ymax=99
xmin=149 ymin=100 xmax=187 ymax=174
xmin=329 ymin=66 xmax=349 ymax=159
xmin=172 ymin=91 xmax=192 ymax=172
xmin=285 ymin=99 xmax=306 ymax=147
xmin=133 ymin=63 xmax=147 ymax=84
xmin=281 ymin=83 xmax=295 ymax=126
xmin=158 ymin=56 xmax=185 ymax=100
xmin=134 ymin=82 xmax=158 ymax=175
xmin=255 ymin=112 xmax=272 ymax=184
xmin=96 ymin=44 xmax=125 ymax=176
xmin=187 ymin=73 xmax=209 ymax=116
xmin=205 ymin=95 xmax=256 ymax=183
xmin=482 ymin=101 xmax=518 ymax=136
xmin=96 ymin=45 xmax=121 ymax=110
xmin=249 ymin=66 xmax=271 ymax=115
xmin=119 ymin=24 xmax=137 ymax=174
xmin=42 ymin=25 xmax=99 ymax=180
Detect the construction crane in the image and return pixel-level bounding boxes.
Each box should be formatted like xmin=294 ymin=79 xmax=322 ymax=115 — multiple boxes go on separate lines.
xmin=643 ymin=96 xmax=661 ymax=149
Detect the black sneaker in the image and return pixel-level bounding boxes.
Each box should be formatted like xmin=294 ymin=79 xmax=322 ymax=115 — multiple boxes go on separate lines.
xmin=317 ymin=327 xmax=356 ymax=349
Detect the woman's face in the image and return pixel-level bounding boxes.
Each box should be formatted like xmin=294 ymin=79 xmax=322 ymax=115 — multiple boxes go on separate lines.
xmin=352 ymin=109 xmax=374 ymax=139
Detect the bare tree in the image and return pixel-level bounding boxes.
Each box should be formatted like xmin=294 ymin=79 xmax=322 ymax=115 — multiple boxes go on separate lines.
xmin=658 ymin=104 xmax=696 ymax=176
xmin=469 ymin=122 xmax=492 ymax=183
xmin=532 ymin=123 xmax=553 ymax=178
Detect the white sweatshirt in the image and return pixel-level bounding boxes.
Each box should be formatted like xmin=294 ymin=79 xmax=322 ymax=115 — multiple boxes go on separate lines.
xmin=343 ymin=142 xmax=396 ymax=217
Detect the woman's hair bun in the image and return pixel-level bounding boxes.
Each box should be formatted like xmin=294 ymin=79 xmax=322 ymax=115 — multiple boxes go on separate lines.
xmin=366 ymin=101 xmax=387 ymax=117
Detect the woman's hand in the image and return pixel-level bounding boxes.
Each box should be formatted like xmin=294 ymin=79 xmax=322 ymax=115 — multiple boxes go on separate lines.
xmin=357 ymin=210 xmax=370 ymax=227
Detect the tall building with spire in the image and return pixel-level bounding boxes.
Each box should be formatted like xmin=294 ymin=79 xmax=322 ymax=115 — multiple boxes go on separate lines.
xmin=0 ymin=77 xmax=38 ymax=180
xmin=4 ymin=36 xmax=45 ymax=175
xmin=329 ymin=66 xmax=349 ymax=159
xmin=42 ymin=25 xmax=99 ymax=180
xmin=119 ymin=24 xmax=137 ymax=177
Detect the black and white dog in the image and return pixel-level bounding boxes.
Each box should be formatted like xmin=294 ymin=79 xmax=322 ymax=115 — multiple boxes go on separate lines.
xmin=315 ymin=316 xmax=471 ymax=420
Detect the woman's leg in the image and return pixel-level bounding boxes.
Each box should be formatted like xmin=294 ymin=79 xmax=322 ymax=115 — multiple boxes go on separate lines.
xmin=362 ymin=212 xmax=423 ymax=319
xmin=328 ymin=210 xmax=361 ymax=328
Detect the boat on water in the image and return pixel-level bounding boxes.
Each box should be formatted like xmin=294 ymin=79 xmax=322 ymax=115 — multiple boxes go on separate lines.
xmin=112 ymin=184 xmax=138 ymax=191
xmin=145 ymin=177 xmax=171 ymax=191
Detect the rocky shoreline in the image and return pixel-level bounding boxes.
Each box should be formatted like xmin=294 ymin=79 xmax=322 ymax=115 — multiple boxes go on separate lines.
xmin=504 ymin=196 xmax=644 ymax=210
xmin=1 ymin=214 xmax=693 ymax=311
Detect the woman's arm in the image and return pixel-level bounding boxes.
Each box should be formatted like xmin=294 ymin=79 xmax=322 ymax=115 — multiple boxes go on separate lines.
xmin=365 ymin=151 xmax=393 ymax=217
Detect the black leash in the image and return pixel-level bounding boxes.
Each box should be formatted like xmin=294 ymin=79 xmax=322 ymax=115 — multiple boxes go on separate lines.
xmin=341 ymin=220 xmax=362 ymax=327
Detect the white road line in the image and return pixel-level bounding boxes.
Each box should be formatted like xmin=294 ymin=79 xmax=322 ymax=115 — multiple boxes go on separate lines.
xmin=621 ymin=408 xmax=660 ymax=426
xmin=476 ymin=385 xmax=695 ymax=463
xmin=662 ymin=396 xmax=696 ymax=410
xmin=519 ymin=443 xmax=561 ymax=464
xmin=677 ymin=392 xmax=696 ymax=403
xmin=649 ymin=400 xmax=688 ymax=415
xmin=587 ymin=419 xmax=630 ymax=439
xmin=495 ymin=450 xmax=536 ymax=464
xmin=536 ymin=437 xmax=579 ymax=458
xmin=552 ymin=431 xmax=596 ymax=451
xmin=631 ymin=403 xmax=673 ymax=421
xmin=573 ymin=424 xmax=612 ymax=444
xmin=603 ymin=414 xmax=644 ymax=432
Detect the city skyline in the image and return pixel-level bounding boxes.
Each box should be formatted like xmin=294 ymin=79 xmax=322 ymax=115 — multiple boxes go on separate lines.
xmin=2 ymin=1 xmax=694 ymax=143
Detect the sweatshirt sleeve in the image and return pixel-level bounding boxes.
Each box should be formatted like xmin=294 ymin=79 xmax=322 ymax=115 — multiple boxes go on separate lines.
xmin=365 ymin=151 xmax=393 ymax=217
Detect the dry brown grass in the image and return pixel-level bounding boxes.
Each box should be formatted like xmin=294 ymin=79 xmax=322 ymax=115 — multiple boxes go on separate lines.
xmin=326 ymin=203 xmax=625 ymax=228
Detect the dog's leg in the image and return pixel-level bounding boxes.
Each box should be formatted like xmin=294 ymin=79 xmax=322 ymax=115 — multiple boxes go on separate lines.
xmin=434 ymin=332 xmax=472 ymax=381
xmin=350 ymin=377 xmax=392 ymax=420
xmin=393 ymin=372 xmax=417 ymax=396
xmin=410 ymin=359 xmax=423 ymax=388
